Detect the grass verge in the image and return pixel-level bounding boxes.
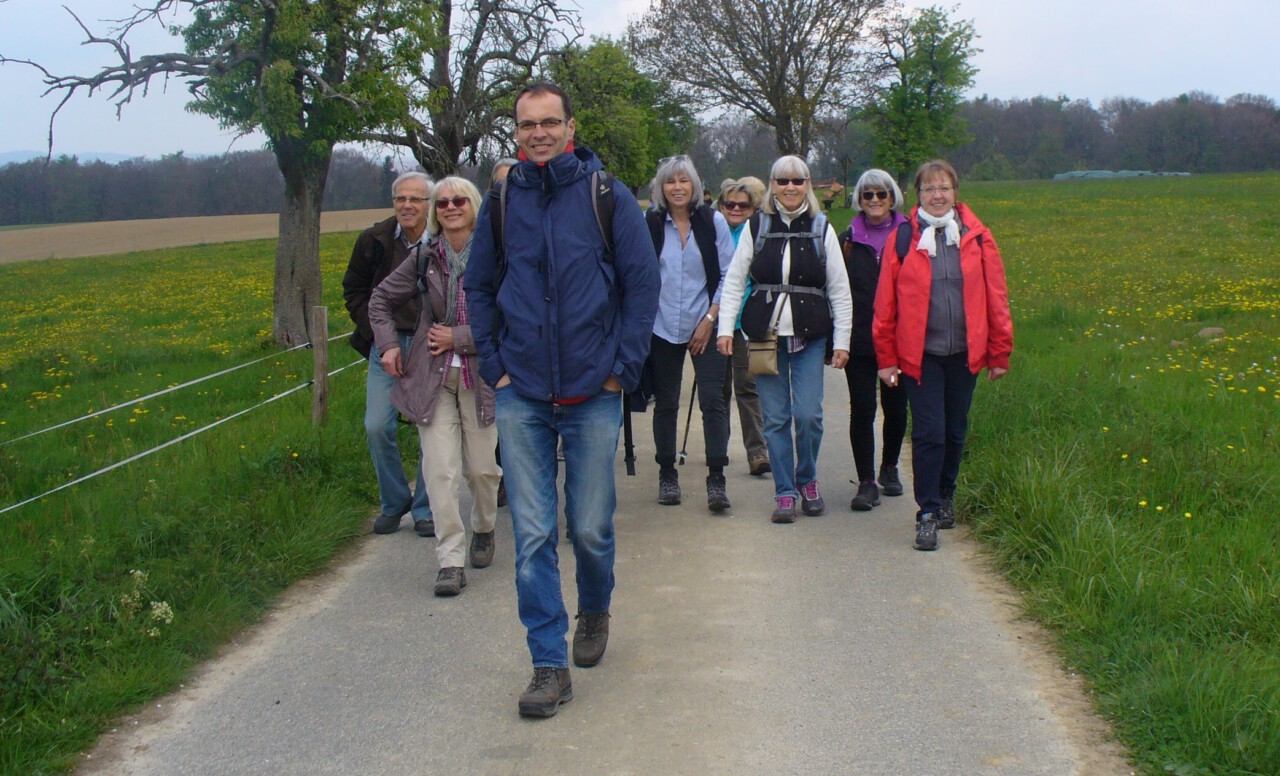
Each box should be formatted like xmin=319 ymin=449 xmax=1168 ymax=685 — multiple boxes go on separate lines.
xmin=0 ymin=234 xmax=414 ymax=775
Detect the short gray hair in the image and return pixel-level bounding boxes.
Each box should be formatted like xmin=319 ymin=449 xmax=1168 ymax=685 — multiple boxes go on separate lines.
xmin=762 ymin=155 xmax=821 ymax=215
xmin=391 ymin=170 xmax=432 ymax=198
xmin=491 ymin=158 xmax=518 ymax=184
xmin=853 ymin=169 xmax=904 ymax=213
xmin=648 ymin=155 xmax=703 ymax=213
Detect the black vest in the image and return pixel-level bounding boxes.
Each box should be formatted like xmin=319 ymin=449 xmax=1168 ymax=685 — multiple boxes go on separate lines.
xmin=741 ymin=211 xmax=833 ymax=341
xmin=646 ymin=204 xmax=722 ymax=302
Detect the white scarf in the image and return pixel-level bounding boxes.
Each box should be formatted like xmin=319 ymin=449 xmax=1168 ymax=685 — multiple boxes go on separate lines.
xmin=916 ymin=208 xmax=960 ymax=257
xmin=772 ymin=197 xmax=809 ymax=220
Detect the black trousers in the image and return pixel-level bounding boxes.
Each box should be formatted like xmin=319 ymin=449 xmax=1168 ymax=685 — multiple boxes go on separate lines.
xmin=649 ymin=334 xmax=730 ymax=469
xmin=902 ymin=352 xmax=977 ymax=516
xmin=843 ymin=353 xmax=908 ymax=482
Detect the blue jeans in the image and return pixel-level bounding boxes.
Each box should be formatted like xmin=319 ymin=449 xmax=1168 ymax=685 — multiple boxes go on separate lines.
xmin=903 ymin=352 xmax=978 ymax=516
xmin=495 ymin=387 xmax=621 ymax=668
xmin=365 ymin=333 xmax=431 ymax=520
xmin=755 ymin=336 xmax=827 ymax=498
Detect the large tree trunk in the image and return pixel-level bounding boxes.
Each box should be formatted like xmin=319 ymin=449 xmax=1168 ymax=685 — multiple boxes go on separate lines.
xmin=272 ymin=144 xmax=333 ymax=348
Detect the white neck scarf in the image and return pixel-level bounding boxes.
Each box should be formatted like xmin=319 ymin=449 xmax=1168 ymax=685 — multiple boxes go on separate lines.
xmin=916 ymin=208 xmax=960 ymax=257
xmin=773 ymin=197 xmax=808 ymax=221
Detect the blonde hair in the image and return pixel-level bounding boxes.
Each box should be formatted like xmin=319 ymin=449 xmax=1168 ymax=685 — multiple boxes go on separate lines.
xmin=426 ymin=176 xmax=483 ymax=235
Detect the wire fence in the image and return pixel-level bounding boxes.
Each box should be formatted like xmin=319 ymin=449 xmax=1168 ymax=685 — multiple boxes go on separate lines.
xmin=1 ymin=330 xmax=363 ymax=516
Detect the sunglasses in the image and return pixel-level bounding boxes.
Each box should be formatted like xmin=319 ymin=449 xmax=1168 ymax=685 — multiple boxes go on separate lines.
xmin=774 ymin=178 xmax=808 ymax=187
xmin=861 ymin=190 xmax=890 ymax=201
xmin=436 ymin=197 xmax=469 ymax=209
xmin=721 ymin=201 xmax=753 ymax=211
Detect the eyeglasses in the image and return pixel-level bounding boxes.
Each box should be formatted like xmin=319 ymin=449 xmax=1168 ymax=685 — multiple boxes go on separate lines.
xmin=393 ymin=195 xmax=428 ymax=206
xmin=774 ymin=178 xmax=808 ymax=187
xmin=920 ymin=185 xmax=954 ymax=195
xmin=721 ymin=201 xmax=753 ymax=211
xmin=861 ymin=190 xmax=890 ymax=201
xmin=659 ymin=154 xmax=690 ymax=165
xmin=515 ymin=117 xmax=566 ymax=132
xmin=435 ymin=197 xmax=470 ymax=209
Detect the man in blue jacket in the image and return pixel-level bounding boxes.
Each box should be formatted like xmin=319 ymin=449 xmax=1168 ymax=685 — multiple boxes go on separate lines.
xmin=465 ymin=82 xmax=659 ymax=718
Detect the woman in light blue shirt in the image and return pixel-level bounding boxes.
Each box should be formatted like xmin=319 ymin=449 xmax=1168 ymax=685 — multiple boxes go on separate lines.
xmin=645 ymin=155 xmax=737 ymax=513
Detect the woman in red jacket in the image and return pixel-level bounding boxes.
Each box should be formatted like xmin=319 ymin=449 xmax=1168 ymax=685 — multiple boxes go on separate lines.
xmin=872 ymin=160 xmax=1013 ymax=552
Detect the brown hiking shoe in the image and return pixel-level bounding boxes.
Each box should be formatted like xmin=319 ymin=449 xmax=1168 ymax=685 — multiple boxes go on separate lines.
xmin=433 ymin=567 xmax=467 ymax=597
xmin=518 ymin=667 xmax=573 ymax=718
xmin=572 ymin=611 xmax=611 ymax=667
xmin=469 ymin=531 xmax=495 ymax=568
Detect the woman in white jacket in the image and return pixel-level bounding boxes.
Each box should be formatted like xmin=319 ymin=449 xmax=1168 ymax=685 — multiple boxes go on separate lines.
xmin=716 ymin=156 xmax=852 ymax=524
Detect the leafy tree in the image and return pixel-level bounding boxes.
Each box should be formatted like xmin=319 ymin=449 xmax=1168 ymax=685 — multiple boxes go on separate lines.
xmin=627 ymin=0 xmax=892 ymax=157
xmin=547 ymin=39 xmax=697 ymax=190
xmin=368 ymin=0 xmax=582 ymax=177
xmin=2 ymin=1 xmax=437 ymax=346
xmin=864 ymin=5 xmax=979 ymax=183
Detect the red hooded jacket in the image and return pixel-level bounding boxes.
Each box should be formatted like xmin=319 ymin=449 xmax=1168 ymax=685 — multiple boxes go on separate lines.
xmin=872 ymin=203 xmax=1013 ymax=381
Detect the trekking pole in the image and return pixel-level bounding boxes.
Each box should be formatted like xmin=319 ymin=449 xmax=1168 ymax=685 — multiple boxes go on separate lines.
xmin=678 ymin=381 xmax=697 ymax=465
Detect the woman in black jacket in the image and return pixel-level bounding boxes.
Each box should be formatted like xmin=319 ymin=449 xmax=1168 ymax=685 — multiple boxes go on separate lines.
xmin=841 ymin=169 xmax=910 ymax=511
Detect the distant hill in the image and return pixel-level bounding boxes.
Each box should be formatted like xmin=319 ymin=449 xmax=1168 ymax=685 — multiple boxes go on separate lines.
xmin=1 ymin=151 xmax=147 ymax=165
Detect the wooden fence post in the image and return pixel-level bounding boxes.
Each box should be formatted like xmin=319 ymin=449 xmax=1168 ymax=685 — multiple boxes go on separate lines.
xmin=310 ymin=306 xmax=329 ymax=426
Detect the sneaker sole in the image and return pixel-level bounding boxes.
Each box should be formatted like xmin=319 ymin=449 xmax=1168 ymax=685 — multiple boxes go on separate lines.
xmin=913 ymin=541 xmax=938 ymax=551
xmin=880 ymin=486 xmax=904 ymax=497
xmin=658 ymin=497 xmax=681 ymax=506
xmin=770 ymin=513 xmax=796 ymax=524
xmin=708 ymin=500 xmax=730 ymax=513
xmin=572 ymin=650 xmax=606 ymax=668
xmin=470 ymin=555 xmax=493 ymax=569
xmin=373 ymin=521 xmax=400 ymax=535
xmin=801 ymin=502 xmax=826 ymax=516
xmin=519 ymin=687 xmax=573 ymax=718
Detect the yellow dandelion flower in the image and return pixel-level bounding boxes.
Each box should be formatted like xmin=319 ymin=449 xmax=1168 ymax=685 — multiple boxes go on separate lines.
xmin=1138 ymin=500 xmax=1147 ymax=507
xmin=1156 ymin=505 xmax=1164 ymax=512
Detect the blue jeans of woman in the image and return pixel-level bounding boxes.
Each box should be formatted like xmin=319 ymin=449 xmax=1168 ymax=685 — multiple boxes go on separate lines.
xmin=365 ymin=332 xmax=431 ymax=520
xmin=495 ymin=387 xmax=621 ymax=668
xmin=755 ymin=336 xmax=827 ymax=499
xmin=902 ymin=352 xmax=977 ymax=516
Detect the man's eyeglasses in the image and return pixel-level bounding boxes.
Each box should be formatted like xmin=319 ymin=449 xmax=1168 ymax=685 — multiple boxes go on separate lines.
xmin=861 ymin=190 xmax=890 ymax=201
xmin=721 ymin=201 xmax=753 ymax=211
xmin=393 ymin=195 xmax=428 ymax=206
xmin=515 ymin=117 xmax=566 ymax=132
xmin=774 ymin=178 xmax=808 ymax=187
xmin=436 ymin=197 xmax=470 ymax=209
xmin=920 ymin=185 xmax=954 ymax=195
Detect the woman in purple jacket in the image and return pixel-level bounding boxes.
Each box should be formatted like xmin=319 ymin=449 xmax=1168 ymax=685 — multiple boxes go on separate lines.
xmin=840 ymin=169 xmax=910 ymax=512
xmin=369 ymin=176 xmax=499 ymax=598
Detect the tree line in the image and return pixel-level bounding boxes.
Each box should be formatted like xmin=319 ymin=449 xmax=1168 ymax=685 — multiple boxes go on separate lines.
xmin=0 ymin=150 xmax=395 ymax=227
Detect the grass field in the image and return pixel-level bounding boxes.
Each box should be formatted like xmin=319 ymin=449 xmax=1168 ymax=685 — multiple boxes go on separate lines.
xmin=1 ymin=175 xmax=1278 ymax=775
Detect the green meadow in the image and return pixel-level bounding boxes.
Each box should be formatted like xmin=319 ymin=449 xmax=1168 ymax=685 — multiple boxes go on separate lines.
xmin=1 ymin=174 xmax=1278 ymax=775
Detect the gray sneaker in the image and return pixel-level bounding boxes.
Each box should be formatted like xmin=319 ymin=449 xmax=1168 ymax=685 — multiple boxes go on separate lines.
xmin=469 ymin=531 xmax=495 ymax=568
xmin=572 ymin=611 xmax=611 ymax=667
xmin=658 ymin=469 xmax=681 ymax=505
xmin=706 ymin=473 xmax=730 ymax=513
xmin=937 ymin=496 xmax=957 ymax=529
xmin=433 ymin=567 xmax=467 ymax=597
xmin=518 ymin=667 xmax=573 ymax=718
xmin=914 ymin=514 xmax=939 ymax=551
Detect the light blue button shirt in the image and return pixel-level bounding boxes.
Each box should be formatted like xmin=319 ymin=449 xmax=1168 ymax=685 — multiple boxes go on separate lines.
xmin=652 ymin=208 xmax=736 ymax=344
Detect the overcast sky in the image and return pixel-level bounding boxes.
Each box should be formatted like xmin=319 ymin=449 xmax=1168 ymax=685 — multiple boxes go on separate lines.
xmin=1 ymin=0 xmax=1276 ymax=158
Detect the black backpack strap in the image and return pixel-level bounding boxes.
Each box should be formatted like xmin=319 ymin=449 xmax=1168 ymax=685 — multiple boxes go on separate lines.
xmin=894 ymin=221 xmax=913 ymax=263
xmin=590 ymin=170 xmax=616 ymax=263
xmin=691 ymin=204 xmax=721 ymax=302
xmin=490 ymin=179 xmax=509 ymax=285
xmin=645 ymin=208 xmax=665 ymax=256
xmin=414 ymin=242 xmax=429 ymax=296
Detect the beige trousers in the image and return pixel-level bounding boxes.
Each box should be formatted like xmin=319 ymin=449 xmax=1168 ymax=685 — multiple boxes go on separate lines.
xmin=416 ymin=368 xmax=500 ymax=569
